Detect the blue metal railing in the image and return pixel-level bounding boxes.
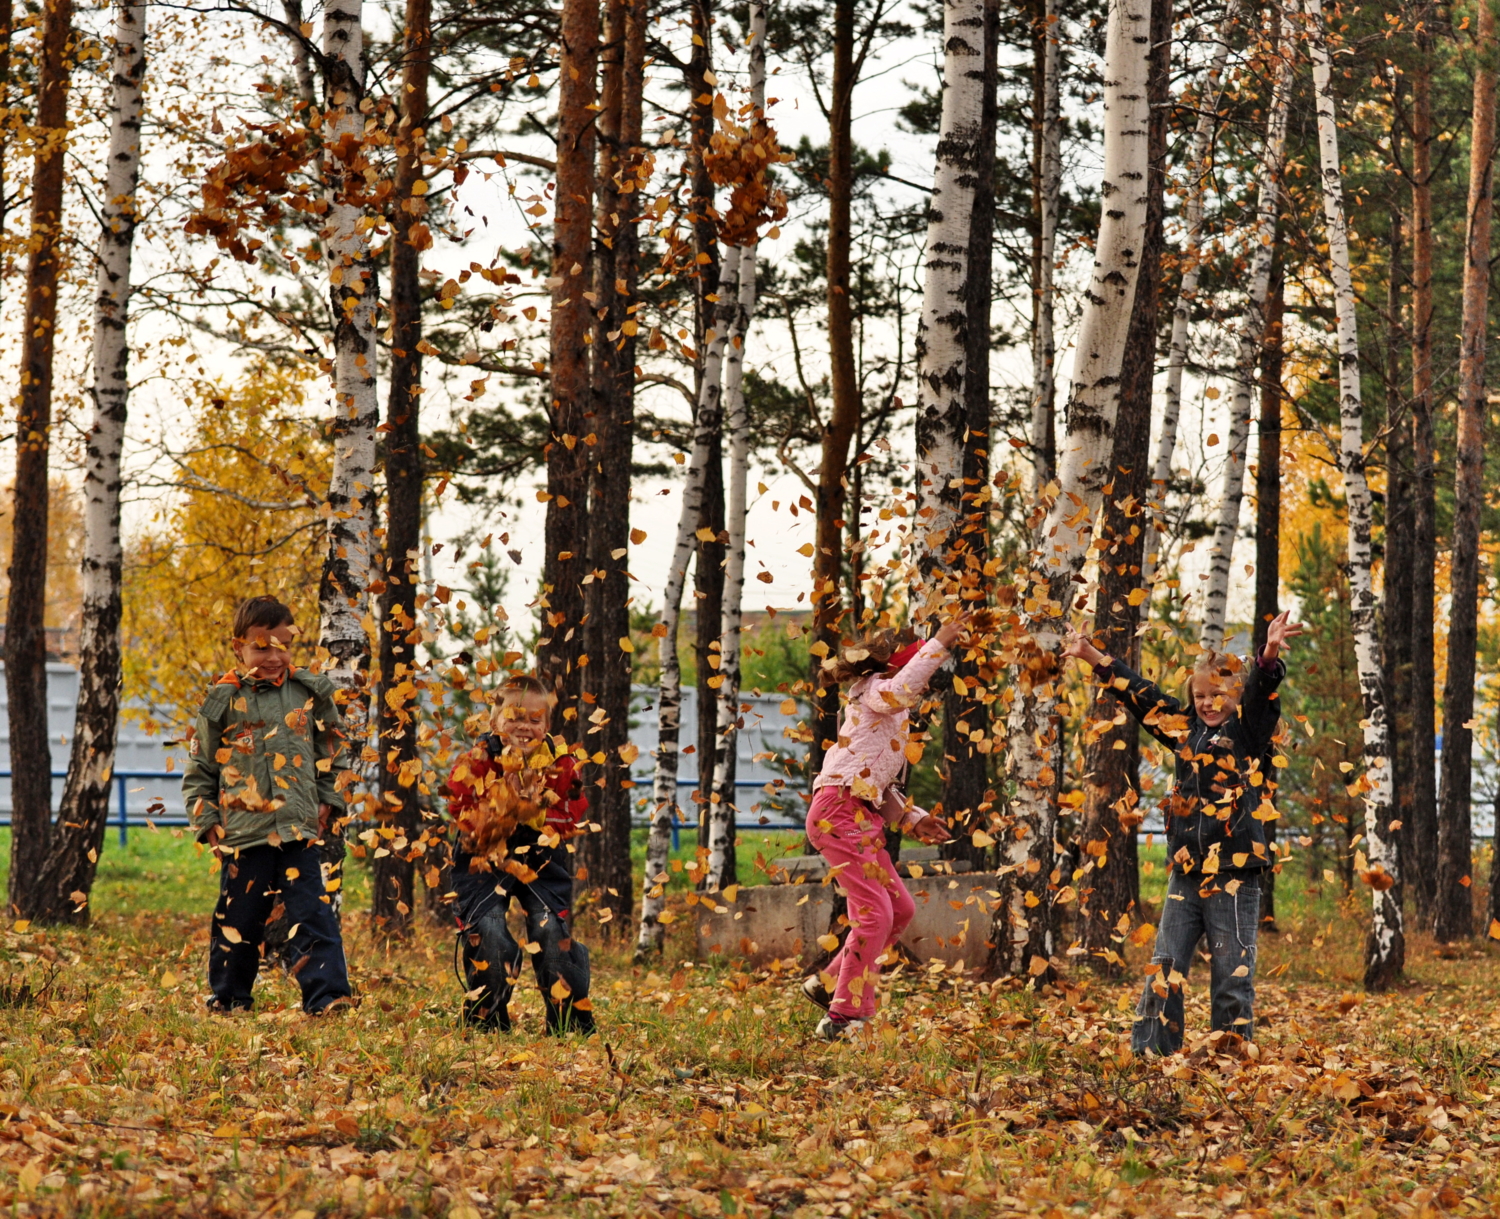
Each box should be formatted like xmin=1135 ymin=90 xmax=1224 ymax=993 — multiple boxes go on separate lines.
xmin=0 ymin=770 xmax=186 ymax=846
xmin=0 ymin=771 xmax=808 ymax=851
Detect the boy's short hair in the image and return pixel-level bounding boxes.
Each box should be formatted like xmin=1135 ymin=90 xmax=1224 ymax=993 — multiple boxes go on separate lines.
xmin=232 ymin=595 xmax=295 ymax=639
xmin=494 ymin=672 xmax=557 ymax=711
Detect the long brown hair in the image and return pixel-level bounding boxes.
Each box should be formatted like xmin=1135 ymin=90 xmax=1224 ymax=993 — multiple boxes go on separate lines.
xmin=822 ymin=628 xmax=911 ymax=684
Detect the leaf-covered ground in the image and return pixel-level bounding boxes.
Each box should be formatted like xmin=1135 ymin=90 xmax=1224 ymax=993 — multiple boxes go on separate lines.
xmin=0 ymin=834 xmax=1498 ymax=1217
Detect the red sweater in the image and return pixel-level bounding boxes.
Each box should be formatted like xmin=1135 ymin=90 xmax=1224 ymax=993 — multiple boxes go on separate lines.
xmin=444 ymin=734 xmax=588 ymax=839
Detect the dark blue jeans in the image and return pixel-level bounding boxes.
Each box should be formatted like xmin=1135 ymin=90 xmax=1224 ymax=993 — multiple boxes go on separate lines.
xmin=454 ymin=847 xmax=591 ymax=1032
xmin=209 ymin=841 xmax=351 ymax=1014
xmin=1132 ymin=869 xmax=1261 ymax=1055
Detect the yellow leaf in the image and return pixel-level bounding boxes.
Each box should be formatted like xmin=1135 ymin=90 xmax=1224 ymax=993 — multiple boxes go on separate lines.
xmin=11 ymin=920 xmax=29 ymax=933
xmin=160 ymin=971 xmax=179 ymax=988
xmin=1489 ymin=919 xmax=1500 ymax=941
xmin=221 ymin=925 xmax=243 ymax=944
xmin=619 ymin=743 xmax=640 ymax=764
xmin=723 ymin=885 xmax=739 ymax=903
xmin=796 ymin=543 xmax=814 ymax=557
xmin=1028 ymin=954 xmax=1051 ymax=976
xmin=695 ymin=526 xmax=717 ymax=542
xmin=952 ymin=675 xmax=968 ymax=696
xmin=1129 ymin=922 xmax=1156 ymax=947
xmin=1231 ymin=965 xmax=1249 ymax=978
xmin=904 ymin=740 xmax=924 ymax=765
xmin=1126 ymin=588 xmax=1147 ymax=606
xmin=618 ymin=636 xmax=635 ymax=653
xmin=971 ymin=830 xmax=995 ymax=848
xmin=630 ymin=528 xmax=647 ymax=544
xmin=780 ymin=698 xmax=798 ymax=715
xmin=550 ymin=977 xmax=572 ymax=1001
xmin=817 ymin=933 xmax=840 ymax=952
xmin=656 ymin=910 xmax=677 ymax=925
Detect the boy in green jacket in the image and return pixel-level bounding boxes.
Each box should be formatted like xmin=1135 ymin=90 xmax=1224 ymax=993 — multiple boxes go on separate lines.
xmin=182 ymin=596 xmax=354 ymax=1016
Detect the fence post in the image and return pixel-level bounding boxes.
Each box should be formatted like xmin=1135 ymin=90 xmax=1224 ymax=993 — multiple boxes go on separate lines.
xmin=117 ymin=774 xmax=128 ymax=847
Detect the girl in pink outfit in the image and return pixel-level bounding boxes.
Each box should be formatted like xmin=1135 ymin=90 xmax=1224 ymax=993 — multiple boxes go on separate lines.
xmin=803 ymin=613 xmax=970 ymax=1040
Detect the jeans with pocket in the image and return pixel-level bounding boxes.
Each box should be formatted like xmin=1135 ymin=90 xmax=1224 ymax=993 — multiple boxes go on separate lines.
xmin=1132 ymin=869 xmax=1261 ymax=1055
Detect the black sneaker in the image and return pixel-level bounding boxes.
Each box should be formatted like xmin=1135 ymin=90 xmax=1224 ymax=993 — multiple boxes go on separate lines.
xmin=461 ymin=998 xmax=512 ymax=1033
xmin=801 ymin=975 xmax=833 ymax=1012
xmin=205 ymin=998 xmax=252 ymax=1015
xmin=815 ymin=1013 xmax=866 ymax=1041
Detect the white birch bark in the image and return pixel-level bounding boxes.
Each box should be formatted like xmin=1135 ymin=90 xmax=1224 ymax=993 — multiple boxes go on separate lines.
xmin=998 ymin=0 xmax=1153 ymax=980
xmin=915 ymin=0 xmax=988 ymax=578
xmin=1304 ymin=0 xmax=1403 ymax=985
xmin=318 ymin=0 xmax=379 ymax=688
xmin=1198 ymin=43 xmax=1289 ymax=649
xmin=1143 ymin=1 xmax=1237 ymax=585
xmin=638 ymin=248 xmax=741 ymax=946
xmin=59 ymin=0 xmax=145 ymax=845
xmin=706 ymin=1 xmax=768 ymax=893
xmin=1031 ymin=0 xmax=1061 ymax=492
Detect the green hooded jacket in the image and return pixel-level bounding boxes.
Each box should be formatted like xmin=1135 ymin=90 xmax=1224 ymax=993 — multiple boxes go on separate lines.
xmin=181 ymin=668 xmax=348 ymax=851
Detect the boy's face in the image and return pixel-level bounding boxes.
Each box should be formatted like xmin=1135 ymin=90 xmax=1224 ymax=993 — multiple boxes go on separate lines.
xmin=1192 ymin=673 xmax=1242 ymax=727
xmin=493 ymin=692 xmax=551 ymax=753
xmin=234 ymin=624 xmax=296 ymax=681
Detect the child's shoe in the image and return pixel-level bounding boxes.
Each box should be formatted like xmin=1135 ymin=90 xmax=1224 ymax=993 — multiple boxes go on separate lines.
xmin=801 ymin=975 xmax=832 ymax=1012
xmin=309 ymin=996 xmax=356 ymax=1018
xmin=462 ymin=998 xmax=512 ymax=1032
xmin=815 ymin=1013 xmax=866 ymax=1041
xmin=204 ymin=997 xmax=251 ymax=1016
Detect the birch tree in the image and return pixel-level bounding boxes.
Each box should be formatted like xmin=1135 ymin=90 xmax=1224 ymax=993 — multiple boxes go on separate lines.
xmin=706 ymin=0 xmax=769 ymax=893
xmin=1143 ymin=1 xmax=1236 ymax=586
xmin=638 ymin=252 xmax=740 ymax=948
xmin=1030 ymin=0 xmax=1061 ymax=491
xmin=1304 ymin=0 xmax=1403 ymax=989
xmin=995 ymin=0 xmax=1154 ymax=980
xmin=1434 ymin=0 xmax=1495 ymax=946
xmin=41 ymin=0 xmax=145 ymax=924
xmin=318 ymin=0 xmax=380 ymax=689
xmin=6 ymin=0 xmax=76 ymax=922
xmin=1198 ymin=38 xmax=1289 ymax=650
xmin=915 ymin=0 xmax=989 ymax=588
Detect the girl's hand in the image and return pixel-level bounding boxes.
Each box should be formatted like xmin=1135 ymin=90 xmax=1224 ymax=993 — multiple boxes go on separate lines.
xmin=933 ymin=611 xmax=973 ymax=650
xmin=1062 ymin=625 xmax=1109 ymax=668
xmin=1262 ymin=610 xmax=1306 ymax=662
xmin=910 ymin=815 xmax=952 ymax=845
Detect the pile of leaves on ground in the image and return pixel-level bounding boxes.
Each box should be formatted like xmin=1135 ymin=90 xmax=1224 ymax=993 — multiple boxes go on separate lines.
xmin=0 ymin=910 xmax=1496 ymax=1217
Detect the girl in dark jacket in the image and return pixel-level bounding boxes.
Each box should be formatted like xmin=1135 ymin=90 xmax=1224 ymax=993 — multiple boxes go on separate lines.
xmin=1064 ymin=611 xmax=1303 ymax=1055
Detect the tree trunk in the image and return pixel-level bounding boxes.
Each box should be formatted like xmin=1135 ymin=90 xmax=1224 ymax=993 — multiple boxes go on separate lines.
xmin=636 ymin=249 xmax=739 ymax=945
xmin=1408 ymin=10 xmax=1439 ymax=924
xmin=995 ymin=0 xmax=1154 ymax=981
xmin=914 ymin=0 xmax=996 ymax=866
xmin=41 ymin=0 xmax=144 ymax=925
xmin=811 ymin=0 xmax=861 ymax=772
xmin=581 ymin=0 xmax=646 ymax=932
xmin=540 ymin=0 xmax=598 ymax=712
xmin=706 ymin=0 xmax=768 ymax=893
xmin=1254 ymin=265 xmax=1284 ymax=929
xmin=1305 ymin=0 xmax=1404 ymax=989
xmin=319 ymin=0 xmax=380 ymax=693
xmin=5 ymin=0 xmax=74 ymax=922
xmin=1078 ymin=0 xmax=1170 ymax=974
xmin=0 ymin=0 xmax=12 ymax=311
xmin=371 ymin=0 xmax=431 ymax=939
xmin=1434 ymin=0 xmax=1495 ymax=946
xmin=1143 ymin=0 xmax=1237 ymax=589
xmin=1380 ymin=97 xmax=1414 ymax=926
xmin=1199 ymin=34 xmax=1289 ymax=651
xmin=688 ymin=0 xmax=725 ymax=863
xmin=1030 ymin=0 xmax=1060 ymax=492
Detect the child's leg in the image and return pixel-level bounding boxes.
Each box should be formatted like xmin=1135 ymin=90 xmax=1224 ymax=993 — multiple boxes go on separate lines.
xmin=207 ymin=845 xmax=277 ymax=1010
xmin=520 ymin=855 xmax=593 ymax=1033
xmin=453 ymin=869 xmax=523 ymax=1027
xmin=807 ymin=791 xmax=896 ymax=1021
xmin=1206 ymin=874 xmax=1260 ymax=1037
xmin=1131 ymin=870 xmax=1205 ymax=1055
xmin=879 ymin=850 xmax=917 ymax=949
xmin=277 ymin=841 xmax=353 ymax=1015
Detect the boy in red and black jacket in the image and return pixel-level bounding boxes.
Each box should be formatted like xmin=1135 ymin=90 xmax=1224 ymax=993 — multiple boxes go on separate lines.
xmin=445 ymin=674 xmax=594 ymax=1036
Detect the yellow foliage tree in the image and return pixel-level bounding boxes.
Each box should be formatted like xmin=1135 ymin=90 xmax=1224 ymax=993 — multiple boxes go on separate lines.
xmin=0 ymin=480 xmax=85 ymax=653
xmin=123 ymin=364 xmax=331 ymax=734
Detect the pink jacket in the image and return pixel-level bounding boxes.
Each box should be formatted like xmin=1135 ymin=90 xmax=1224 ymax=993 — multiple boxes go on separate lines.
xmin=812 ymin=638 xmax=949 ymax=820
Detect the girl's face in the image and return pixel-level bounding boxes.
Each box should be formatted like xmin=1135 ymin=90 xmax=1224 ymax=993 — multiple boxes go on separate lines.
xmin=493 ymin=692 xmax=551 ymax=753
xmin=1192 ymin=673 xmax=1242 ymax=727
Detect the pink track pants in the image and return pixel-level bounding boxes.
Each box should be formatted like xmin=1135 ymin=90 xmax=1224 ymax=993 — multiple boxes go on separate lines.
xmin=805 ymin=785 xmax=916 ymax=1020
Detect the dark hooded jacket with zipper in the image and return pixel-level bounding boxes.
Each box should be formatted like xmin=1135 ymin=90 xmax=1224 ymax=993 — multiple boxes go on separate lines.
xmin=1097 ymin=652 xmax=1286 ymax=878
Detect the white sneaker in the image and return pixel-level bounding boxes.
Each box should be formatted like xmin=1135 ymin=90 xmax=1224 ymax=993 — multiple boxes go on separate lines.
xmin=815 ymin=1013 xmax=866 ymax=1041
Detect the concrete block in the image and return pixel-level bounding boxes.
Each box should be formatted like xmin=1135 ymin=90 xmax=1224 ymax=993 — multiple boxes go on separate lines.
xmin=693 ymin=872 xmax=1003 ymax=972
